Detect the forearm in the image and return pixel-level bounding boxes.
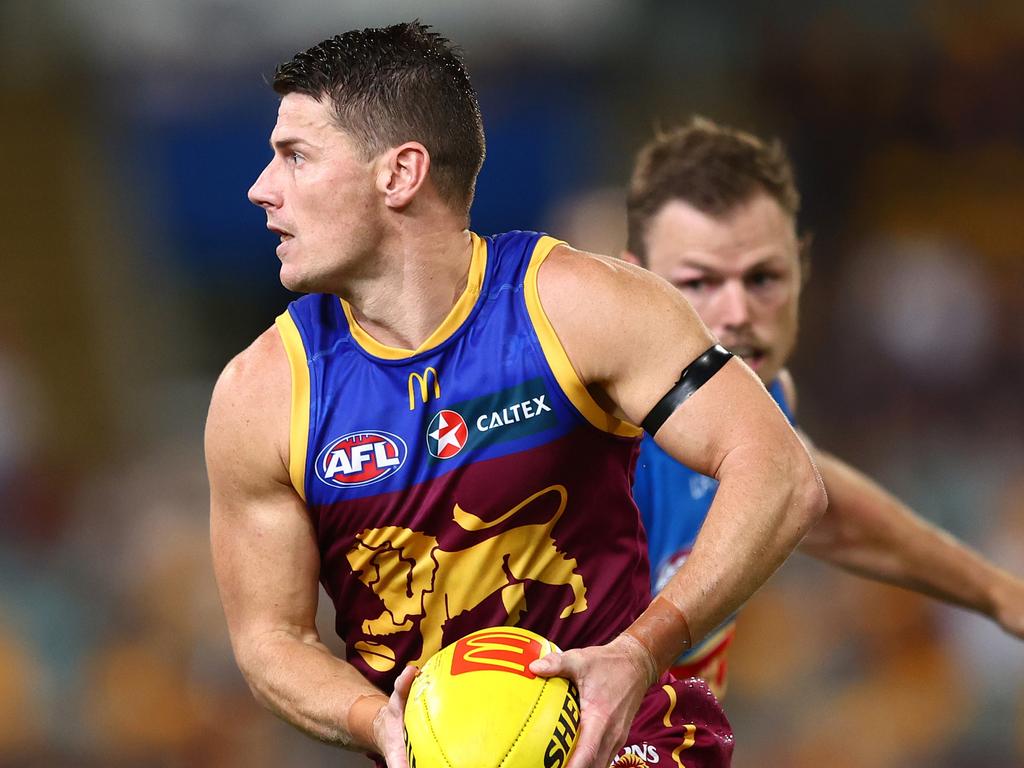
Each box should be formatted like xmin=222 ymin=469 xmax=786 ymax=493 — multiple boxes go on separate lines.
xmin=827 ymin=509 xmax=1007 ymax=614
xmin=631 ymin=443 xmax=825 ymax=673
xmin=802 ymin=457 xmax=1009 ymax=616
xmin=670 ymin=450 xmax=821 ymax=636
xmin=237 ymin=628 xmax=388 ymax=750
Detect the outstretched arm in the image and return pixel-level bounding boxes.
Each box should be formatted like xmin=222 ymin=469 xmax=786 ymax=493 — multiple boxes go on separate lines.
xmin=206 ymin=326 xmax=410 ymax=765
xmin=529 ymin=246 xmax=826 ymax=768
xmin=801 ymin=447 xmax=1024 ymax=639
xmin=774 ymin=369 xmax=1024 ymax=638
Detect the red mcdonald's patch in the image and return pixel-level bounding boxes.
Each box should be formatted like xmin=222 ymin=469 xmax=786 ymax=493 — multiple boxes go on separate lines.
xmin=450 ymin=629 xmax=542 ymax=679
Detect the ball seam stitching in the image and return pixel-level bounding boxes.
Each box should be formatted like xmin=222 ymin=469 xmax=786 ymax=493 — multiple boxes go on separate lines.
xmin=496 ymin=676 xmax=549 ymax=768
xmin=422 ymin=694 xmax=456 ymax=768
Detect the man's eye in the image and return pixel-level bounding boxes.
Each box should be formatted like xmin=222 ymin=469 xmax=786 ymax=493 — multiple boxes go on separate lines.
xmin=678 ymin=278 xmax=708 ymax=291
xmin=747 ymin=272 xmax=777 ymax=288
xmin=289 ymin=152 xmax=305 ymax=166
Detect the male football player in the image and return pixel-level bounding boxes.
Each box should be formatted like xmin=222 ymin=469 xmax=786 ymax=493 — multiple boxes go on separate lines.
xmin=626 ymin=117 xmax=1024 ymax=700
xmin=206 ymin=24 xmax=825 ymax=768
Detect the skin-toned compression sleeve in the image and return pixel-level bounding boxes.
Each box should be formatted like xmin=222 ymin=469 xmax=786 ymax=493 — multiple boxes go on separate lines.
xmin=641 ymin=344 xmax=734 ymax=436
xmin=345 ymin=692 xmax=390 ymax=748
xmin=622 ymin=596 xmax=693 ymax=685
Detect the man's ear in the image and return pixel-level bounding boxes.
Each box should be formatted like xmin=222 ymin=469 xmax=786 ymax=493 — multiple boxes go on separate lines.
xmin=620 ymin=250 xmax=642 ymax=266
xmin=376 ymin=141 xmax=431 ymax=209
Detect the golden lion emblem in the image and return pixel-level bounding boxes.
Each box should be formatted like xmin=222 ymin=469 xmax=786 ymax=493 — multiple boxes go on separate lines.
xmin=346 ymin=484 xmax=587 ymax=670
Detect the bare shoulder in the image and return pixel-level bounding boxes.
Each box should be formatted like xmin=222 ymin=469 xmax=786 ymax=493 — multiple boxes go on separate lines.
xmin=537 ymin=243 xmax=690 ymax=316
xmin=537 ymin=242 xmax=713 ymax=365
xmin=536 ymin=243 xmax=715 ymax=423
xmin=210 ymin=325 xmax=291 ymax=412
xmin=205 ymin=325 xmax=291 ymax=486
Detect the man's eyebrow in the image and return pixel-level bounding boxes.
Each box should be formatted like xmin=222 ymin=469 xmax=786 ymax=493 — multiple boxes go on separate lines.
xmin=675 ymin=254 xmax=784 ymax=275
xmin=677 ymin=258 xmax=721 ymax=273
xmin=270 ymin=136 xmax=316 ymax=151
xmin=741 ymin=254 xmax=787 ymax=273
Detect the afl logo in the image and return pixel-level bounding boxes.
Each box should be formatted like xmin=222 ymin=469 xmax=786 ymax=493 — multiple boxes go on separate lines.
xmin=316 ymin=431 xmax=407 ymax=488
xmin=426 ymin=409 xmax=468 ymax=459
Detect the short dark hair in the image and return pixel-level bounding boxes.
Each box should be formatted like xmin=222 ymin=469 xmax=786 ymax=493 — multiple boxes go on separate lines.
xmin=273 ymin=21 xmax=485 ymax=214
xmin=626 ymin=117 xmax=801 ymax=263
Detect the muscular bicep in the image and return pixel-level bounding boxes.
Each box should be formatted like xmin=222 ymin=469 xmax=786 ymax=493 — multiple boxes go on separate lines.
xmin=653 ymin=356 xmax=803 ymax=479
xmin=206 ymin=328 xmax=322 ymax=655
xmin=538 ymin=245 xmax=800 ymax=473
xmin=210 ymin=464 xmax=321 ymax=646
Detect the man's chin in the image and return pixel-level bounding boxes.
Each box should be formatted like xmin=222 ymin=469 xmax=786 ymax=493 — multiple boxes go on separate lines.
xmin=279 ymin=264 xmax=316 ymax=294
xmin=743 ymin=354 xmax=765 ymax=372
xmin=739 ymin=354 xmax=776 ymax=385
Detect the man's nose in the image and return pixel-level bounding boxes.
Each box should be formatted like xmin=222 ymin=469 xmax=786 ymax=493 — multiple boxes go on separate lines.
xmin=716 ymin=279 xmax=751 ymax=330
xmin=248 ymin=162 xmax=281 ymax=209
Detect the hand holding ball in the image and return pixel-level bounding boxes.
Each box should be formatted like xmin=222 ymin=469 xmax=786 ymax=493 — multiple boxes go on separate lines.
xmin=404 ymin=627 xmax=580 ymax=768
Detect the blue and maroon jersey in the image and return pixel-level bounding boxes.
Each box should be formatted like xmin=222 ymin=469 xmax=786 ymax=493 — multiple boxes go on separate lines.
xmin=274 ymin=231 xmax=648 ymax=692
xmin=634 ymin=378 xmax=796 ymax=698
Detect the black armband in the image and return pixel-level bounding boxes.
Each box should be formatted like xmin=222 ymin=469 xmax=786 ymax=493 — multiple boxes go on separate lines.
xmin=642 ymin=344 xmax=733 ymax=436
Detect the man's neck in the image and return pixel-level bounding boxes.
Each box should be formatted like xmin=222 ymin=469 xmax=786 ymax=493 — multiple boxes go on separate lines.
xmin=341 ymin=224 xmax=474 ymax=352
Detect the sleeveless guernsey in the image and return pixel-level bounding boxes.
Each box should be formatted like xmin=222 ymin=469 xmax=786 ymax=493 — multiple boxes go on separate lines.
xmin=275 ymin=231 xmax=647 ymax=691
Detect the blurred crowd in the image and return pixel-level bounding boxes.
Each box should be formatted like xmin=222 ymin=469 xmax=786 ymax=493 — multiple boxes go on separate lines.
xmin=2 ymin=1 xmax=1023 ymax=766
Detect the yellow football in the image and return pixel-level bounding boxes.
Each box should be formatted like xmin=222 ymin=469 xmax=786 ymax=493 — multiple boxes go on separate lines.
xmin=404 ymin=626 xmax=580 ymax=768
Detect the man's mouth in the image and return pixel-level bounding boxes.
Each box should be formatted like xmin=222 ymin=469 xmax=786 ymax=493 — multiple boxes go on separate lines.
xmin=269 ymin=225 xmax=295 ymax=258
xmin=268 ymin=224 xmax=294 ymax=241
xmin=725 ymin=344 xmax=768 ymax=369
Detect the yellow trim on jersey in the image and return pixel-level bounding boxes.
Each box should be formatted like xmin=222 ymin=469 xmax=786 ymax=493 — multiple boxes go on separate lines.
xmin=341 ymin=232 xmax=487 ymax=360
xmin=672 ymin=725 xmax=697 ymax=766
xmin=660 ymin=685 xmax=696 ymax=767
xmin=661 ymin=683 xmax=678 ymax=728
xmin=274 ymin=311 xmax=310 ymax=501
xmin=524 ymin=237 xmax=643 ymax=438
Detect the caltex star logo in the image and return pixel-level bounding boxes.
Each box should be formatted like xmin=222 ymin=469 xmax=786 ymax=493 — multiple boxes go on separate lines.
xmin=426 ymin=409 xmax=468 ymax=459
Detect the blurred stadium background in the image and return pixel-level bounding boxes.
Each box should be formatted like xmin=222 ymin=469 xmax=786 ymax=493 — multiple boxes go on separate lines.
xmin=2 ymin=1 xmax=1024 ymax=766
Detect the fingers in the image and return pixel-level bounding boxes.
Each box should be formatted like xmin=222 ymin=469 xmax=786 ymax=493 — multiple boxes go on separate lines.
xmin=561 ymin=706 xmax=627 ymax=768
xmin=382 ymin=738 xmax=410 ymax=768
xmin=1003 ymin=616 xmax=1024 ymax=640
xmin=393 ymin=665 xmax=419 ymax=700
xmin=993 ymin=577 xmax=1024 ymax=639
xmin=530 ymin=649 xmax=581 ymax=679
xmin=563 ymin=726 xmax=601 ymax=768
xmin=530 ymin=651 xmax=561 ymax=678
xmin=378 ymin=666 xmax=420 ymax=768
xmin=530 ymin=647 xmax=639 ymax=768
xmin=376 ymin=708 xmax=410 ymax=768
xmin=534 ymin=653 xmax=626 ymax=768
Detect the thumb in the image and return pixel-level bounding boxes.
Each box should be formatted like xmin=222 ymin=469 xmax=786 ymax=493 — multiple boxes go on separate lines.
xmin=530 ymin=650 xmax=565 ymax=677
xmin=394 ymin=665 xmax=420 ymax=699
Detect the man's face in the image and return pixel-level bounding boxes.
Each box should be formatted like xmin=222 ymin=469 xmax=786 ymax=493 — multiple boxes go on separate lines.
xmin=248 ymin=93 xmax=381 ymax=293
xmin=641 ymin=193 xmax=802 ymax=384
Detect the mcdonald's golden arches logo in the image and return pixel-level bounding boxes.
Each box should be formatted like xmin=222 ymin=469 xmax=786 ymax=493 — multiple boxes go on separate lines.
xmin=450 ymin=628 xmax=543 ymax=678
xmin=408 ymin=367 xmax=441 ymax=411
